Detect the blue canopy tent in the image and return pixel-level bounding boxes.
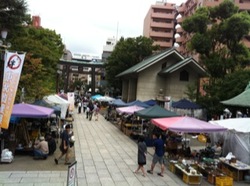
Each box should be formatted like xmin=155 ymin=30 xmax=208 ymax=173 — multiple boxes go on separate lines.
xmin=125 ymin=100 xmax=150 ymax=108
xmin=143 ymin=99 xmax=157 ymax=106
xmin=109 ymin=99 xmax=127 ymax=107
xmin=172 ymin=98 xmax=201 ymax=117
xmin=172 ymin=98 xmax=201 ymax=109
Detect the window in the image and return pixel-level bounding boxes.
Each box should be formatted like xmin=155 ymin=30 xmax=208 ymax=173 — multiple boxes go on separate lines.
xmin=162 ymin=62 xmax=167 ymax=69
xmin=180 ymin=70 xmax=189 ymax=81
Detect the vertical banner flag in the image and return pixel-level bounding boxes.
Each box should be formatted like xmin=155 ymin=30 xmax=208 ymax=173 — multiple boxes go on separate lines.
xmin=0 ymin=51 xmax=26 ymax=129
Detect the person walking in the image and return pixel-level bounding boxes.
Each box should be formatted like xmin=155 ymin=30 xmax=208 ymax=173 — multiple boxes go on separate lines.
xmin=147 ymin=132 xmax=165 ymax=177
xmin=134 ymin=135 xmax=147 ymax=177
xmin=94 ymin=102 xmax=100 ymax=121
xmin=87 ymin=100 xmax=94 ymax=121
xmin=54 ymin=124 xmax=72 ymax=165
xmin=78 ymin=100 xmax=82 ymax=114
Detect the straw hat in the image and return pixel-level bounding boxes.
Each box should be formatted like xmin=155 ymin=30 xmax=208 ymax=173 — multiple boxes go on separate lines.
xmin=39 ymin=136 xmax=45 ymax=141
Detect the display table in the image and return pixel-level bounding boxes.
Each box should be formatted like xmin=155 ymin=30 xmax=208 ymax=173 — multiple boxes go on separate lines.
xmin=197 ymin=164 xmax=226 ymax=184
xmin=121 ymin=123 xmax=141 ymax=136
xmin=219 ymin=158 xmax=250 ymax=181
xmin=175 ymin=164 xmax=203 ymax=185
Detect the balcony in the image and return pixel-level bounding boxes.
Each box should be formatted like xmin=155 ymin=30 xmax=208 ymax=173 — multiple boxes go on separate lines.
xmin=150 ymin=22 xmax=174 ymax=29
xmin=176 ymin=27 xmax=183 ymax=34
xmin=175 ymin=37 xmax=183 ymax=44
xmin=151 ymin=12 xmax=175 ymax=19
xmin=237 ymin=2 xmax=250 ymax=11
xmin=154 ymin=41 xmax=173 ymax=48
xmin=150 ymin=31 xmax=174 ymax=38
xmin=177 ymin=17 xmax=183 ymax=24
xmin=177 ymin=5 xmax=185 ymax=14
xmin=203 ymin=1 xmax=221 ymax=7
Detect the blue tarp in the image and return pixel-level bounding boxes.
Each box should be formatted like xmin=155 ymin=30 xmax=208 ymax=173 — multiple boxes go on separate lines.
xmin=91 ymin=94 xmax=103 ymax=100
xmin=172 ymin=98 xmax=201 ymax=109
xmin=143 ymin=99 xmax=157 ymax=106
xmin=125 ymin=100 xmax=150 ymax=108
xmin=109 ymin=99 xmax=127 ymax=107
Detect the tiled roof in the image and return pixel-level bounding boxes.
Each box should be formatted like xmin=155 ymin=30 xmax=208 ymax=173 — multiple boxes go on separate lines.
xmin=116 ymin=47 xmax=184 ymax=77
xmin=158 ymin=57 xmax=207 ymax=76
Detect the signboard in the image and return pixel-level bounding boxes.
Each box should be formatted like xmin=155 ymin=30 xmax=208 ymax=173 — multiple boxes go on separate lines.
xmin=67 ymin=161 xmax=77 ymax=186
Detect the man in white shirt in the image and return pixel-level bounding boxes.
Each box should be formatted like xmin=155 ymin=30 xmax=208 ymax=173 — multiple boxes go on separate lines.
xmin=33 ymin=136 xmax=49 ymax=160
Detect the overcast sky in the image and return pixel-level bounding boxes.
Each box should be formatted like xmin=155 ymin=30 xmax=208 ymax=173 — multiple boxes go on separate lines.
xmin=27 ymin=0 xmax=185 ymax=57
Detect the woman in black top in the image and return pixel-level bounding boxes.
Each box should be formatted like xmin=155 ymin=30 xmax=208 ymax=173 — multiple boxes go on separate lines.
xmin=134 ymin=135 xmax=147 ymax=177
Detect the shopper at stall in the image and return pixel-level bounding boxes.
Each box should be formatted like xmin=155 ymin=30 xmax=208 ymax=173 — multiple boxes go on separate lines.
xmin=212 ymin=141 xmax=222 ymax=158
xmin=54 ymin=124 xmax=71 ymax=165
xmin=33 ymin=136 xmax=49 ymax=160
xmin=147 ymin=132 xmax=165 ymax=177
xmin=134 ymin=135 xmax=147 ymax=177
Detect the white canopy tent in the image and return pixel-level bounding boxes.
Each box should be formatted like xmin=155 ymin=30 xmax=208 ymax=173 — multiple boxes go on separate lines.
xmin=209 ymin=118 xmax=250 ymax=164
xmin=44 ymin=94 xmax=70 ymax=119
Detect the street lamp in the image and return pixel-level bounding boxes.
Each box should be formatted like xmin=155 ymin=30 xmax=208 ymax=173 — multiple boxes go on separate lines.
xmin=0 ymin=29 xmax=11 ymax=105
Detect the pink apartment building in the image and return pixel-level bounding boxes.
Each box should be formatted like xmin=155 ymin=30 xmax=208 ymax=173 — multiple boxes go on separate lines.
xmin=144 ymin=0 xmax=250 ymax=57
xmin=143 ymin=1 xmax=178 ymax=51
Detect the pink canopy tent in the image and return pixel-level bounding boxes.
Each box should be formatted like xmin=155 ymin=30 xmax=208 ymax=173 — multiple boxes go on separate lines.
xmin=116 ymin=105 xmax=144 ymax=114
xmin=151 ymin=117 xmax=181 ymax=130
xmin=151 ymin=116 xmax=227 ymax=133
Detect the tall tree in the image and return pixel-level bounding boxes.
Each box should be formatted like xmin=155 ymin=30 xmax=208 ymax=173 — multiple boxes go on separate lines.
xmin=182 ymin=0 xmax=250 ymax=116
xmin=12 ymin=26 xmax=64 ymax=101
xmin=105 ymin=36 xmax=159 ymax=95
xmin=0 ymin=0 xmax=28 ymax=31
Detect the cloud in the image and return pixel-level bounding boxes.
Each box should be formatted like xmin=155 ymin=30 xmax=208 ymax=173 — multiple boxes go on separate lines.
xmin=27 ymin=0 xmax=185 ymax=57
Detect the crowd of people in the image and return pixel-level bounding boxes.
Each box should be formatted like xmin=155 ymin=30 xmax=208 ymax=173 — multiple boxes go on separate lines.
xmin=76 ymin=97 xmax=100 ymax=121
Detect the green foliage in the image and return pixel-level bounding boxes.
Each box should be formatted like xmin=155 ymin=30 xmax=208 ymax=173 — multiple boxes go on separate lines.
xmin=209 ymin=0 xmax=238 ymax=20
xmin=0 ymin=0 xmax=64 ymax=102
xmin=198 ymin=69 xmax=250 ymax=116
xmin=182 ymin=8 xmax=210 ymax=33
xmin=12 ymin=27 xmax=64 ymax=102
xmin=105 ymin=36 xmax=159 ymax=92
xmin=182 ymin=0 xmax=250 ymax=116
xmin=184 ymin=82 xmax=198 ymax=102
xmin=0 ymin=0 xmax=28 ymax=30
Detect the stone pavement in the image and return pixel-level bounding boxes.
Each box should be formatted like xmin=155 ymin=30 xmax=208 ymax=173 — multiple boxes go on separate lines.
xmin=0 ymin=110 xmax=249 ymax=185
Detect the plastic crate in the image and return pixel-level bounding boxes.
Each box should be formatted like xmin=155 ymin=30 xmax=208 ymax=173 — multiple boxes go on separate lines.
xmin=208 ymin=173 xmax=216 ymax=185
xmin=169 ymin=163 xmax=176 ymax=173
xmin=215 ymin=176 xmax=233 ymax=186
xmin=183 ymin=174 xmax=202 ymax=184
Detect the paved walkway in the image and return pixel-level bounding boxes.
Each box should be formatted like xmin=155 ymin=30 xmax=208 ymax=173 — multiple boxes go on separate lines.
xmin=0 ymin=111 xmax=249 ymax=185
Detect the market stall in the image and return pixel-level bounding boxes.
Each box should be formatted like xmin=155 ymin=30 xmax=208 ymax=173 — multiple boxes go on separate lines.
xmin=209 ymin=118 xmax=250 ymax=165
xmin=44 ymin=94 xmax=70 ymax=119
xmin=151 ymin=116 xmax=228 ymax=184
xmin=4 ymin=103 xmax=54 ymax=157
xmin=134 ymin=104 xmax=180 ymax=143
xmin=116 ymin=105 xmax=144 ymax=136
